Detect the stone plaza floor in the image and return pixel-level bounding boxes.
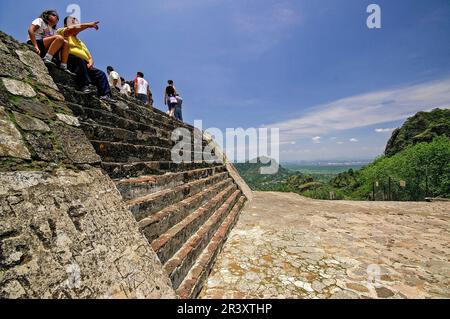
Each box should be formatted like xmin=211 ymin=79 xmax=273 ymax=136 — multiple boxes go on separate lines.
xmin=200 ymin=192 xmax=450 ymax=299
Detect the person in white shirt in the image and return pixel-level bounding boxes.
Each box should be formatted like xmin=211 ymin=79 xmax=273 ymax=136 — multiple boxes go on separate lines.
xmin=106 ymin=66 xmax=122 ymax=90
xmin=134 ymin=72 xmax=152 ymax=106
xmin=120 ymin=77 xmax=132 ymax=96
xmin=27 ymin=9 xmax=73 ymax=74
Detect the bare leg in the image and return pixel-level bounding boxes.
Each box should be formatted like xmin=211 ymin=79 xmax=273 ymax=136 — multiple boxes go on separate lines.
xmin=61 ymin=40 xmax=70 ymax=64
xmin=43 ymin=35 xmax=64 ymax=56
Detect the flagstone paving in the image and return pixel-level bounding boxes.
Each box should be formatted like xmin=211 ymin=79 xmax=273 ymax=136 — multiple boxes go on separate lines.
xmin=199 ymin=192 xmax=450 ymax=299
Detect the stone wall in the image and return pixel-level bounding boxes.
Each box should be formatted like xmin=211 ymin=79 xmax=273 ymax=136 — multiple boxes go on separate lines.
xmin=0 ymin=169 xmax=174 ymax=299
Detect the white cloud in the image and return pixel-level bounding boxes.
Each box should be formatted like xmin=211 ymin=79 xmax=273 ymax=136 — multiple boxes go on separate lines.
xmin=349 ymin=138 xmax=359 ymax=143
xmin=337 ymin=141 xmax=344 ymax=145
xmin=375 ymin=128 xmax=396 ymax=133
xmin=266 ymin=78 xmax=450 ymax=142
xmin=312 ymin=136 xmax=322 ymax=144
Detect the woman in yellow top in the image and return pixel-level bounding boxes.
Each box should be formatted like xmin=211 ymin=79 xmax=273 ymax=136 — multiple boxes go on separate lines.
xmin=57 ymin=16 xmax=115 ymax=103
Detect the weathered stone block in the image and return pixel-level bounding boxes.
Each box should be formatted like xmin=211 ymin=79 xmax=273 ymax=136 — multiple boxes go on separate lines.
xmin=15 ymin=50 xmax=59 ymax=90
xmin=46 ymin=64 xmax=78 ymax=89
xmin=0 ymin=169 xmax=176 ymax=299
xmin=13 ymin=112 xmax=50 ymax=132
xmin=52 ymin=123 xmax=100 ymax=164
xmin=24 ymin=133 xmax=60 ymax=162
xmin=36 ymin=84 xmax=65 ymax=102
xmin=13 ymin=98 xmax=56 ymax=120
xmin=56 ymin=113 xmax=80 ymax=127
xmin=0 ymin=31 xmax=22 ymax=51
xmin=0 ymin=39 xmax=9 ymax=53
xmin=0 ymin=52 xmax=30 ymax=80
xmin=1 ymin=78 xmax=36 ymax=98
xmin=0 ymin=106 xmax=31 ymax=159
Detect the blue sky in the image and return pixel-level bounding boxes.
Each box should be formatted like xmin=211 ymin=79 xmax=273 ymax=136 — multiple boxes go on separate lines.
xmin=1 ymin=0 xmax=450 ymax=162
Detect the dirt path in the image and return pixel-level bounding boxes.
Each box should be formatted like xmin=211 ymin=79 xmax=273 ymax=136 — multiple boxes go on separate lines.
xmin=199 ymin=192 xmax=450 ymax=299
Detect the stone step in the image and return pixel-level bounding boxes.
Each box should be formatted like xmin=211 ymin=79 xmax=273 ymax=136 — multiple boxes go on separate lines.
xmin=101 ymin=161 xmax=225 ymax=179
xmin=49 ymin=67 xmax=197 ymax=133
xmin=60 ymin=86 xmax=192 ymax=136
xmin=129 ymin=172 xmax=230 ymax=222
xmin=139 ymin=178 xmax=233 ymax=243
xmin=68 ymin=103 xmax=171 ymax=140
xmin=164 ymin=190 xmax=242 ymax=290
xmin=81 ymin=122 xmax=173 ymax=149
xmin=111 ymin=94 xmax=194 ymax=132
xmin=72 ymin=104 xmax=211 ymax=152
xmin=116 ymin=166 xmax=228 ymax=201
xmin=176 ymin=196 xmax=246 ymax=299
xmin=81 ymin=120 xmax=210 ymax=151
xmin=90 ymin=140 xmax=173 ymax=163
xmin=152 ymin=183 xmax=238 ymax=265
xmin=58 ymin=84 xmax=103 ymax=109
xmin=47 ymin=64 xmax=78 ymax=88
xmin=109 ymin=102 xmax=186 ymax=133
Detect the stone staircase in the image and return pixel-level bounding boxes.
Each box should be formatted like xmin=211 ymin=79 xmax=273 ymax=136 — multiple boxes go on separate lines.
xmin=47 ymin=67 xmax=248 ymax=298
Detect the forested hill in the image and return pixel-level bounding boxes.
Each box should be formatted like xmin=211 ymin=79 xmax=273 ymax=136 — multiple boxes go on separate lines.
xmin=234 ymin=158 xmax=297 ymax=191
xmin=385 ymin=108 xmax=450 ymax=156
xmin=235 ymin=109 xmax=450 ymax=201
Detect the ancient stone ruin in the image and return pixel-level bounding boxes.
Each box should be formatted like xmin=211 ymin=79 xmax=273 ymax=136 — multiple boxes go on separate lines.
xmin=0 ymin=30 xmax=251 ymax=299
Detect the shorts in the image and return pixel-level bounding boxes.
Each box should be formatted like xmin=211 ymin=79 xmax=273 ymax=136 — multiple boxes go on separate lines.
xmin=168 ymin=102 xmax=177 ymax=111
xmin=137 ymin=93 xmax=147 ymax=104
xmin=27 ymin=39 xmax=46 ymax=58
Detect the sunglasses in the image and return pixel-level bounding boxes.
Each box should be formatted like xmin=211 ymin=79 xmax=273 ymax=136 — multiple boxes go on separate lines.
xmin=50 ymin=13 xmax=60 ymax=20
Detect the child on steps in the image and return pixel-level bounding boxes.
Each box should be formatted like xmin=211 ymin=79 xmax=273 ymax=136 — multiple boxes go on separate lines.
xmin=27 ymin=9 xmax=74 ymax=75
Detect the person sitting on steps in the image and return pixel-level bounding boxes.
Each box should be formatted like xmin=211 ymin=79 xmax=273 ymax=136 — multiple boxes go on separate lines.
xmin=57 ymin=16 xmax=116 ymax=103
xmin=106 ymin=66 xmax=121 ymax=91
xmin=27 ymin=9 xmax=74 ymax=75
xmin=120 ymin=77 xmax=132 ymax=96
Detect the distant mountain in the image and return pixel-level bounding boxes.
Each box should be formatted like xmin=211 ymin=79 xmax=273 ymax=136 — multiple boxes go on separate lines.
xmin=385 ymin=108 xmax=450 ymax=156
xmin=234 ymin=158 xmax=299 ymax=191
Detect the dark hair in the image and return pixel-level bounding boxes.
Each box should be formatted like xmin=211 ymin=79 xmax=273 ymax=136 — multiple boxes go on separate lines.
xmin=107 ymin=66 xmax=114 ymax=72
xmin=137 ymin=72 xmax=144 ymax=78
xmin=120 ymin=77 xmax=125 ymax=82
xmin=40 ymin=10 xmax=59 ymax=29
xmin=64 ymin=16 xmax=80 ymax=27
xmin=168 ymin=80 xmax=174 ymax=85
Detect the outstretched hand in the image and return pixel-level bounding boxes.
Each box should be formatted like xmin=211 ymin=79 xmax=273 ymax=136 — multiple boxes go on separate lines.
xmin=90 ymin=21 xmax=100 ymax=30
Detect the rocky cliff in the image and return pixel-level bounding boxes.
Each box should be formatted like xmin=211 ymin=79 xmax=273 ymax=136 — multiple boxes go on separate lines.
xmin=385 ymin=108 xmax=450 ymax=157
xmin=0 ymin=30 xmax=249 ymax=299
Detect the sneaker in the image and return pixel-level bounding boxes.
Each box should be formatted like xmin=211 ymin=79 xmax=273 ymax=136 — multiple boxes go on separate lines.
xmin=60 ymin=66 xmax=76 ymax=76
xmin=42 ymin=57 xmax=56 ymax=66
xmin=100 ymin=95 xmax=117 ymax=103
xmin=81 ymin=86 xmax=93 ymax=94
